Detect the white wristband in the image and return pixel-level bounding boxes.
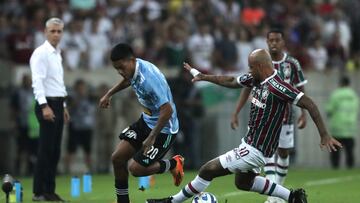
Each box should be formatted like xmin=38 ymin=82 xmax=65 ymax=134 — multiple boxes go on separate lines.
xmin=190 ymin=68 xmax=200 ymax=77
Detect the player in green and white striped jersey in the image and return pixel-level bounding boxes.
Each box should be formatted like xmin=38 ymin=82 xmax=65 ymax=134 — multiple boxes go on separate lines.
xmin=231 ymin=29 xmax=308 ymax=203
xmin=146 ymin=49 xmax=342 ymax=203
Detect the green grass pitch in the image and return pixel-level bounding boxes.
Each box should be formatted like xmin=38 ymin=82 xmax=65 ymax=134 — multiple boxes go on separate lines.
xmin=1 ymin=169 xmax=359 ymax=203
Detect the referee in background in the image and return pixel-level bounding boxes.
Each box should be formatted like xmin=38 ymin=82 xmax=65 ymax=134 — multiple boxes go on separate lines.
xmin=30 ymin=17 xmax=69 ymax=202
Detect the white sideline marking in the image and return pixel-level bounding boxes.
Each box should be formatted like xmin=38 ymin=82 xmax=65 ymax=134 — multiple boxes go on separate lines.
xmin=220 ymin=190 xmax=249 ymax=198
xmin=304 ymin=175 xmax=360 ymax=186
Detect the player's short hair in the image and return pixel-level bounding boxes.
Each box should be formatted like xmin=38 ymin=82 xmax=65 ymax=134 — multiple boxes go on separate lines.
xmin=45 ymin=17 xmax=64 ymax=28
xmin=110 ymin=43 xmax=135 ymax=61
xmin=267 ymin=29 xmax=285 ymax=39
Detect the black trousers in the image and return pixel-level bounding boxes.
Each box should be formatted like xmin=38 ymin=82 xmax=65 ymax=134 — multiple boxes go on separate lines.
xmin=33 ymin=98 xmax=64 ymax=195
xmin=330 ymin=137 xmax=355 ymax=169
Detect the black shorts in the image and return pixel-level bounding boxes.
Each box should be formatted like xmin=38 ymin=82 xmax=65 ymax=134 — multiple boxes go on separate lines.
xmin=67 ymin=124 xmax=93 ymax=154
xmin=119 ymin=116 xmax=177 ymax=167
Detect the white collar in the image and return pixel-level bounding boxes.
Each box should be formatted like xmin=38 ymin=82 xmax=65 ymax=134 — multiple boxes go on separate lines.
xmin=272 ymin=53 xmax=287 ymax=64
xmin=260 ymin=69 xmax=277 ymax=85
xmin=44 ymin=40 xmax=60 ymax=53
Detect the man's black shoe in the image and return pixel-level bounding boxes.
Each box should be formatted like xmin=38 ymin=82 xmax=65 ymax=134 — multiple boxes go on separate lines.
xmin=32 ymin=194 xmax=46 ymax=201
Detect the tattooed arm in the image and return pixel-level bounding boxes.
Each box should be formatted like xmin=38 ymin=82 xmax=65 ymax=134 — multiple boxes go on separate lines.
xmin=183 ymin=62 xmax=241 ymax=88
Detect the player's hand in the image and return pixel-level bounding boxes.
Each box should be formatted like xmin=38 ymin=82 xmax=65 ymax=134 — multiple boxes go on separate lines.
xmin=183 ymin=62 xmax=203 ymax=82
xmin=99 ymin=94 xmax=111 ymax=108
xmin=42 ymin=105 xmax=55 ymax=122
xmin=297 ymin=112 xmax=306 ymax=129
xmin=142 ymin=134 xmax=157 ymax=156
xmin=320 ymin=135 xmax=342 ymax=152
xmin=230 ymin=113 xmax=239 ymax=130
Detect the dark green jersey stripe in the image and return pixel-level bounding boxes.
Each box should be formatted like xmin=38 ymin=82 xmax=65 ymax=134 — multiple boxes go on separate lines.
xmin=245 ymin=73 xmax=302 ymax=157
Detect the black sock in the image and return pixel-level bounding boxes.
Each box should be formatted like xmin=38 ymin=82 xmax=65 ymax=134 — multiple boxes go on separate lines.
xmin=169 ymin=158 xmax=177 ymax=170
xmin=158 ymin=160 xmax=167 ymax=174
xmin=157 ymin=158 xmax=177 ymax=174
xmin=115 ymin=179 xmax=129 ymax=203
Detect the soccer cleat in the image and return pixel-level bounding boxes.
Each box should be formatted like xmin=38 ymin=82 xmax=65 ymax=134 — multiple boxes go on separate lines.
xmin=146 ymin=196 xmax=173 ymax=203
xmin=170 ymin=155 xmax=184 ymax=186
xmin=289 ymin=188 xmax=307 ymax=203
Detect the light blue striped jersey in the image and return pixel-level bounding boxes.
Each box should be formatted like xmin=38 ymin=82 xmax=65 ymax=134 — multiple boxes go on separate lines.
xmin=130 ymin=58 xmax=179 ymax=134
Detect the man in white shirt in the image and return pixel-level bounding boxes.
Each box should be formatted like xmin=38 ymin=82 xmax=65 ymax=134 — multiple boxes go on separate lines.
xmin=30 ymin=17 xmax=70 ymax=202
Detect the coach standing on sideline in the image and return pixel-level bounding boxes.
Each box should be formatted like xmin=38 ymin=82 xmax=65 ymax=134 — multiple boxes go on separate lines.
xmin=30 ymin=17 xmax=69 ymax=202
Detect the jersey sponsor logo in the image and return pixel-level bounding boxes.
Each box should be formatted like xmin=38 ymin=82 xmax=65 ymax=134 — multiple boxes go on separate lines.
xmin=269 ymin=79 xmax=286 ymax=92
xmin=252 ymin=97 xmax=266 ymax=109
xmin=125 ymin=130 xmax=137 ymax=139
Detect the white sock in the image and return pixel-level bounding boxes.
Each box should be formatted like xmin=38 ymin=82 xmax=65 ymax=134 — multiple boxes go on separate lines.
xmin=264 ymin=155 xmax=277 ymax=182
xmin=171 ymin=175 xmax=211 ymax=203
xmin=276 ymin=156 xmax=289 ymax=185
xmin=250 ymin=176 xmax=291 ymax=201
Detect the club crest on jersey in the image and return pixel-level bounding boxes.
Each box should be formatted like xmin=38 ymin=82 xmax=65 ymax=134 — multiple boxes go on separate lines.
xmin=262 ymin=89 xmax=269 ymax=99
xmin=283 ymin=63 xmax=291 ymax=83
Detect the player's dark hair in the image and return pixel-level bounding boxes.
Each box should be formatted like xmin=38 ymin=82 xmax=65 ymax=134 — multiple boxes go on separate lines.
xmin=267 ymin=29 xmax=285 ymax=39
xmin=110 ymin=43 xmax=135 ymax=61
xmin=340 ymin=76 xmax=350 ymax=86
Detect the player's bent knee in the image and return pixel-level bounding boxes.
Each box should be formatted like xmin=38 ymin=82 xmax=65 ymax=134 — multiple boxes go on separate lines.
xmin=235 ymin=180 xmax=252 ymax=191
xmin=235 ymin=172 xmax=256 ymax=191
xmin=111 ymin=152 xmax=127 ymax=166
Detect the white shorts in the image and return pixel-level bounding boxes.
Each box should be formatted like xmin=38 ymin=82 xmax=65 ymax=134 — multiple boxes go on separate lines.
xmin=278 ymin=124 xmax=294 ymax=149
xmin=219 ymin=139 xmax=266 ymax=174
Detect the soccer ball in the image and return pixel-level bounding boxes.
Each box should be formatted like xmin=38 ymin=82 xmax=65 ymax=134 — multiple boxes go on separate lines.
xmin=192 ymin=192 xmax=218 ymax=203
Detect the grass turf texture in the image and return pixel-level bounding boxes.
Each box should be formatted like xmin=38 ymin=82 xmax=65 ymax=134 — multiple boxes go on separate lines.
xmin=1 ymin=169 xmax=359 ymax=203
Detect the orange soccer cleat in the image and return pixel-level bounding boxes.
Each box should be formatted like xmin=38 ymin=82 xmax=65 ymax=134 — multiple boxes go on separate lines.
xmin=170 ymin=155 xmax=184 ymax=186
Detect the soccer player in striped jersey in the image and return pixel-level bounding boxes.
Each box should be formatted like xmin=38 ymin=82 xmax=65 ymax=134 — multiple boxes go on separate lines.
xmin=231 ymin=29 xmax=307 ymax=203
xmin=146 ymin=49 xmax=341 ymax=203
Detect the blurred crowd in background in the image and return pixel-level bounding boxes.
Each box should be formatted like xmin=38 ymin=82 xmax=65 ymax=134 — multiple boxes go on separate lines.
xmin=1 ymin=0 xmax=360 ymax=175
xmin=1 ymin=0 xmax=360 ymax=73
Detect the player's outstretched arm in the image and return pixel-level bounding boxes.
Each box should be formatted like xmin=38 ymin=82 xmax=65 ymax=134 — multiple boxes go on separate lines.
xmin=183 ymin=62 xmax=240 ymax=88
xmin=231 ymin=87 xmax=251 ymax=130
xmin=296 ymin=95 xmax=342 ymax=152
xmin=99 ymin=79 xmax=131 ymax=108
